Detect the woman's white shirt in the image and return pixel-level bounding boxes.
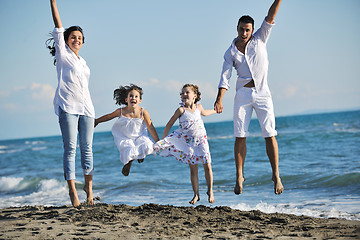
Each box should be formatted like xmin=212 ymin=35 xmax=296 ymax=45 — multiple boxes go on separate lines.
xmin=52 ymin=27 xmax=95 ymax=118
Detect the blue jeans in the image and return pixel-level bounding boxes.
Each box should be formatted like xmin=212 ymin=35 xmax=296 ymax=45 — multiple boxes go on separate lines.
xmin=58 ymin=107 xmax=94 ymax=180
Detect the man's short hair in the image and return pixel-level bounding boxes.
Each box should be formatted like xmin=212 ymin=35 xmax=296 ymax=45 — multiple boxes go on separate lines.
xmin=238 ymin=15 xmax=255 ymax=28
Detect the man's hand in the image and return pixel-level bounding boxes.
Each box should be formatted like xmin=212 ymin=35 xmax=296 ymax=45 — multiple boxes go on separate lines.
xmin=214 ymin=100 xmax=223 ymax=114
xmin=214 ymin=88 xmax=227 ymax=114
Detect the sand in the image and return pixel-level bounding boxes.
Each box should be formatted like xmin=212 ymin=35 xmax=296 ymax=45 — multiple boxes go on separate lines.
xmin=0 ymin=203 xmax=359 ymax=239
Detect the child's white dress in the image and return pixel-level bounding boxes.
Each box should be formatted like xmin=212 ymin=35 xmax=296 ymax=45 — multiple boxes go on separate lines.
xmin=112 ymin=108 xmax=154 ymax=165
xmin=154 ymin=105 xmax=211 ymax=165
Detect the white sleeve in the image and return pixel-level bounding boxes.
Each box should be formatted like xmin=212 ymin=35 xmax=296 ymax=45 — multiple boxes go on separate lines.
xmin=218 ymin=47 xmax=233 ymax=90
xmin=253 ymin=18 xmax=275 ymax=44
xmin=52 ymin=27 xmax=66 ymax=54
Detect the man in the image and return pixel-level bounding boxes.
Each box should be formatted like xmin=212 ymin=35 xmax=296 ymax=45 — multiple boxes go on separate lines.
xmin=214 ymin=0 xmax=284 ymax=195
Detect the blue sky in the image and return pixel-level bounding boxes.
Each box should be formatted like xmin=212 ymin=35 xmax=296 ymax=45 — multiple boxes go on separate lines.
xmin=0 ymin=0 xmax=359 ymax=140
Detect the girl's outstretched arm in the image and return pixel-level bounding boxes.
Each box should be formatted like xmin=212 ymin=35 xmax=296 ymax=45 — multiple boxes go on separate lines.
xmin=198 ymin=104 xmax=216 ymax=117
xmin=143 ymin=109 xmax=159 ymax=142
xmin=50 ymin=0 xmax=62 ymax=28
xmin=162 ymin=107 xmax=184 ymax=138
xmin=94 ymin=108 xmax=121 ymax=127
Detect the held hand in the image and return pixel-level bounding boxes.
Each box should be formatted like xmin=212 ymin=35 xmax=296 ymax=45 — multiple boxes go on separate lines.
xmin=214 ymin=88 xmax=226 ymax=114
xmin=214 ymin=101 xmax=223 ymax=114
xmin=94 ymin=119 xmax=99 ymax=128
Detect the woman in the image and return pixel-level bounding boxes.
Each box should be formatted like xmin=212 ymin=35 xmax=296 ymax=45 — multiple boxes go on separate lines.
xmin=47 ymin=0 xmax=95 ymax=207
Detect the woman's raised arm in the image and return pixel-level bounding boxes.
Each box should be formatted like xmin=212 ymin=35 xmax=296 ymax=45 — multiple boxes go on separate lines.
xmin=50 ymin=0 xmax=62 ymax=28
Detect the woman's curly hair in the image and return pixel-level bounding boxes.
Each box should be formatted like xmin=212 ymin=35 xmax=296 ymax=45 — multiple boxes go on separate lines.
xmin=113 ymin=84 xmax=143 ymax=106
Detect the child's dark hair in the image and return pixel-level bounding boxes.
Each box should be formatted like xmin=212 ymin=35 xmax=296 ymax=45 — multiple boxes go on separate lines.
xmin=182 ymin=84 xmax=201 ymax=103
xmin=113 ymin=84 xmax=143 ymax=106
xmin=46 ymin=26 xmax=85 ymax=65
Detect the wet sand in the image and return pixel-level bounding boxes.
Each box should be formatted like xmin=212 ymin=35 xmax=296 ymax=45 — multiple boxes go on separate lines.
xmin=0 ymin=203 xmax=359 ymax=239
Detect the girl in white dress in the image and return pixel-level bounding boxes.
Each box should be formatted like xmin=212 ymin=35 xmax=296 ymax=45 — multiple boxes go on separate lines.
xmin=154 ymin=84 xmax=216 ymax=204
xmin=95 ymin=84 xmax=159 ymax=176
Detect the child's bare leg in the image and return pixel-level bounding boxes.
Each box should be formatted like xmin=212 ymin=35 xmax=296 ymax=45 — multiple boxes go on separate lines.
xmin=83 ymin=175 xmax=94 ymax=205
xmin=67 ymin=179 xmax=80 ymax=208
xmin=234 ymin=137 xmax=246 ymax=195
xmin=189 ymin=164 xmax=200 ymax=205
xmin=122 ymin=160 xmax=133 ymax=176
xmin=203 ymin=163 xmax=215 ymax=203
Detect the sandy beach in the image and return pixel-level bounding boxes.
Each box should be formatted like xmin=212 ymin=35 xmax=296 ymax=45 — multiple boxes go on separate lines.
xmin=0 ymin=203 xmax=359 ymax=239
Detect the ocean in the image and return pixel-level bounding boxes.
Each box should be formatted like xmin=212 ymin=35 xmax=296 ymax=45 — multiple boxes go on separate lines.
xmin=1 ymin=110 xmax=359 ymax=221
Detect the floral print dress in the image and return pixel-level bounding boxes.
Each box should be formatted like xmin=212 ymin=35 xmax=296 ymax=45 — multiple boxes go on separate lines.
xmin=154 ymin=105 xmax=211 ymax=165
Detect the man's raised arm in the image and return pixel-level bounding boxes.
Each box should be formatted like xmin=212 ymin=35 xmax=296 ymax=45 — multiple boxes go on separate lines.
xmin=265 ymin=0 xmax=282 ymax=24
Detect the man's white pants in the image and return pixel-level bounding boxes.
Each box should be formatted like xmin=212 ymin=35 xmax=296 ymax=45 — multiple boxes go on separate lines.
xmin=233 ymin=87 xmax=277 ymax=138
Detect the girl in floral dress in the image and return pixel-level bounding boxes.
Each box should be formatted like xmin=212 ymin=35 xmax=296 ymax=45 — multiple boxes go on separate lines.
xmin=154 ymin=84 xmax=216 ymax=204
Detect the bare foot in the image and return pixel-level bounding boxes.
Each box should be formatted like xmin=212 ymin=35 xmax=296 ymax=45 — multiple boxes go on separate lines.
xmin=273 ymin=176 xmax=284 ymax=195
xmin=138 ymin=158 xmax=144 ymax=163
xmin=69 ymin=190 xmax=81 ymax=208
xmin=207 ymin=191 xmax=215 ymax=203
xmin=189 ymin=194 xmax=200 ymax=205
xmin=83 ymin=186 xmax=94 ymax=205
xmin=234 ymin=177 xmax=245 ymax=195
xmin=122 ymin=161 xmax=133 ymax=176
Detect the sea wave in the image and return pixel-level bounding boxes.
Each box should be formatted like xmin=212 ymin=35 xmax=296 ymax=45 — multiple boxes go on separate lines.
xmin=0 ymin=177 xmax=24 ymax=192
xmin=311 ymin=173 xmax=360 ymax=187
xmin=25 ymin=140 xmax=46 ymax=145
xmin=334 ymin=127 xmax=360 ymax=133
xmin=0 ymin=176 xmax=64 ymax=194
xmin=31 ymin=146 xmax=47 ymax=151
xmin=0 ymin=142 xmax=48 ymax=154
xmin=0 ymin=177 xmax=69 ymax=208
xmin=230 ymin=201 xmax=360 ymax=221
xmin=0 ymin=148 xmax=23 ymax=154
